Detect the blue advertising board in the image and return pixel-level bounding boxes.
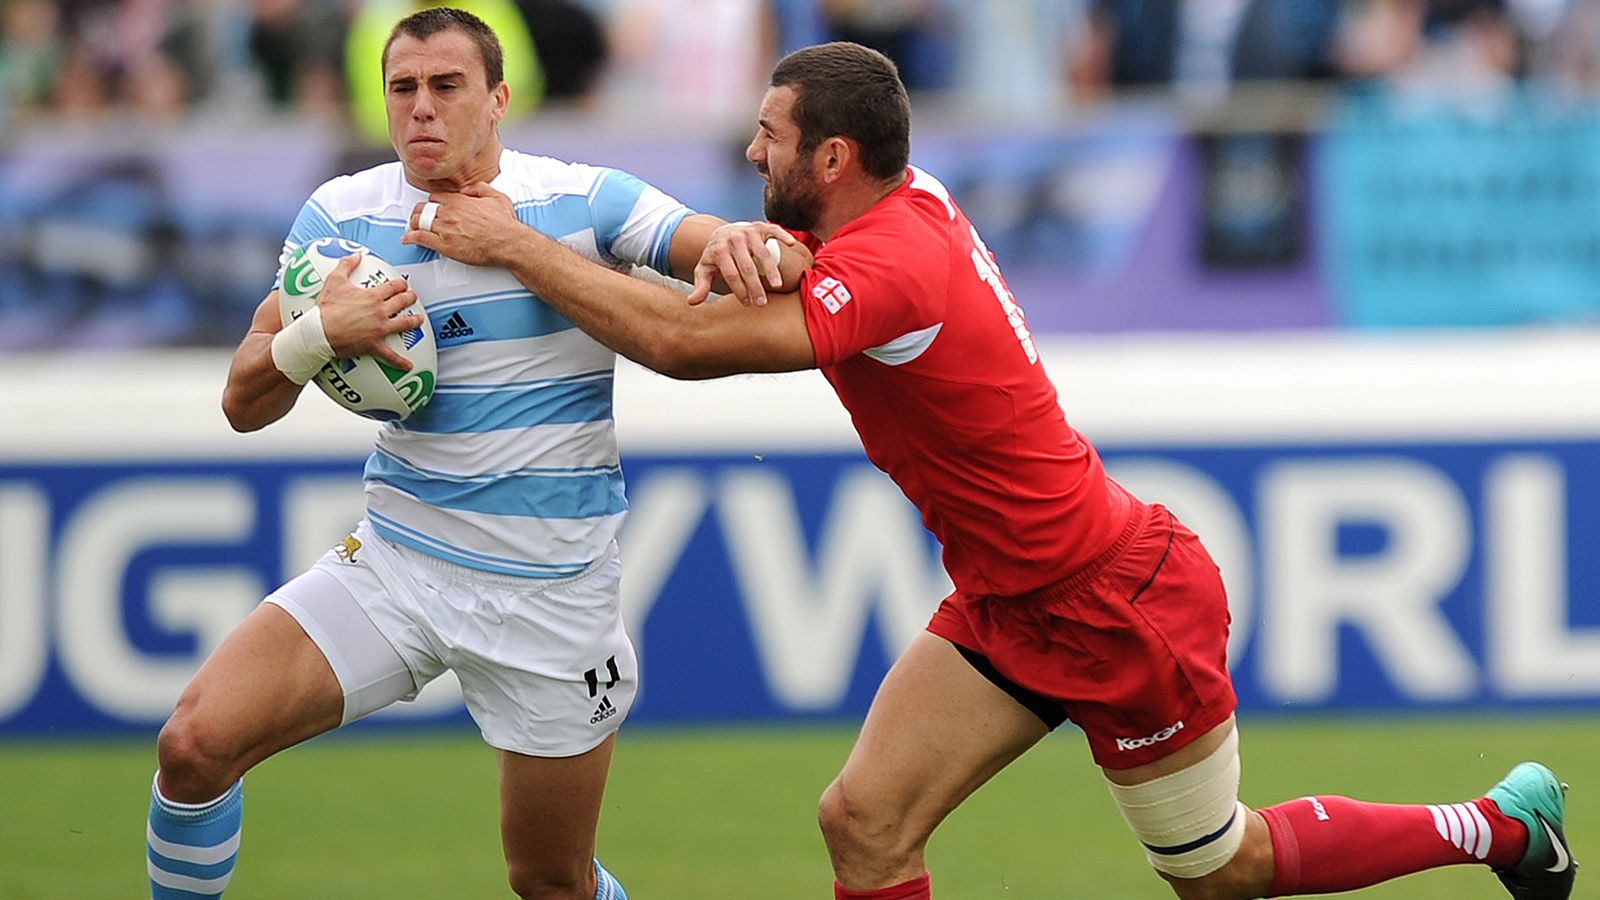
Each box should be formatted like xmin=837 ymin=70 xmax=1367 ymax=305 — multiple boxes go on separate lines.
xmin=3 ymin=436 xmax=1597 ymax=735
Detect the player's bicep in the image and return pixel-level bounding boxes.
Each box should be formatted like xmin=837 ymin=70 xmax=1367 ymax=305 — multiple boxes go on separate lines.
xmin=592 ymin=168 xmax=692 ymax=272
xmin=666 ymin=213 xmax=724 ymax=281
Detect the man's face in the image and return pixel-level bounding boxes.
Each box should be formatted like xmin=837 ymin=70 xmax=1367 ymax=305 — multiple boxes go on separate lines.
xmin=747 ymin=86 xmax=823 ymax=232
xmin=384 ymin=29 xmax=507 ymax=186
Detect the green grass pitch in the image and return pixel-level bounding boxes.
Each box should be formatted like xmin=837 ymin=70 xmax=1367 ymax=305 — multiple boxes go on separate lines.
xmin=3 ymin=715 xmax=1594 ymax=898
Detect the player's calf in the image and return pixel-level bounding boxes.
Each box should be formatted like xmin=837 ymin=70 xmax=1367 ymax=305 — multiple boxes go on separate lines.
xmin=1249 ymin=763 xmax=1572 ymax=898
xmin=1156 ymin=815 xmax=1277 ymax=900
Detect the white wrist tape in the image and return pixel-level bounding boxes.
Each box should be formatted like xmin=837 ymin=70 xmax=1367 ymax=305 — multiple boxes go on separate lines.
xmin=271 ymin=306 xmax=335 ymax=385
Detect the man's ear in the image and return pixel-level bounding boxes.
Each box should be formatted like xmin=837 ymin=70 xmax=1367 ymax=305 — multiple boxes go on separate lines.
xmin=491 ymin=80 xmax=510 ymax=122
xmin=818 ymin=135 xmax=854 ymax=185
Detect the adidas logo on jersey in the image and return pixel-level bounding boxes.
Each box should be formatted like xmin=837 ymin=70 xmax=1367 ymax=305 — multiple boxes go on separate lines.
xmin=590 ymin=695 xmax=618 ymax=725
xmin=438 ymin=311 xmax=475 ymax=339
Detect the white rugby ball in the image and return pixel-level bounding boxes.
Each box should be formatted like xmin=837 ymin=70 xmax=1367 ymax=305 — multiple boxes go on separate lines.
xmin=278 ymin=237 xmax=437 ymax=421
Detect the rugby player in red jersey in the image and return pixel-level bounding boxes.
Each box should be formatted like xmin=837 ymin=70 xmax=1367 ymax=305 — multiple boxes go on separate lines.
xmin=405 ymin=41 xmax=1575 ymax=900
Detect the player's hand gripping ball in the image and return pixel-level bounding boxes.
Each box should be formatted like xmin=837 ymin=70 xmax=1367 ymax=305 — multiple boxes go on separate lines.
xmin=278 ymin=238 xmax=437 ymax=421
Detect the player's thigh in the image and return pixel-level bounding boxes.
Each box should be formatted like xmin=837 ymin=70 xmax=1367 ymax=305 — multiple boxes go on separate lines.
xmin=166 ymin=561 xmax=417 ymax=770
xmin=497 ymin=736 xmax=616 ymax=883
xmin=1100 ymin=716 xmax=1272 ymax=891
xmin=832 ymin=632 xmax=1050 ymax=838
xmin=164 ymin=601 xmax=343 ymax=770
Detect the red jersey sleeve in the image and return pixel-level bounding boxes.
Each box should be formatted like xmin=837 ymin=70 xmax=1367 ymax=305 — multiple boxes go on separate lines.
xmin=797 ymin=215 xmax=947 ymax=367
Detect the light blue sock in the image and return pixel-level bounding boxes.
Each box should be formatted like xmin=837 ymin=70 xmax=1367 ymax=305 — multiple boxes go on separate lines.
xmin=594 ymin=858 xmax=627 ymax=900
xmin=147 ymin=775 xmax=242 ymax=899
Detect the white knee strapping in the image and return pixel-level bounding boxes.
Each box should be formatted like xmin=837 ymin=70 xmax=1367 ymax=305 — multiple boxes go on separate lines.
xmin=1104 ymin=727 xmax=1246 ymax=879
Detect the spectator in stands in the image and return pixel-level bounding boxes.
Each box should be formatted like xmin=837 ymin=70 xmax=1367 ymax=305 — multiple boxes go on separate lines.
xmin=247 ymin=0 xmax=348 ymax=118
xmin=515 ymin=0 xmax=607 ymax=104
xmin=1538 ymin=0 xmax=1600 ymax=96
xmin=940 ymin=0 xmax=1090 ymax=116
xmin=820 ymin=0 xmax=948 ymax=90
xmin=125 ymin=41 xmax=191 ymax=120
xmin=1073 ymin=0 xmax=1347 ymax=105
xmin=43 ymin=0 xmax=211 ymax=118
xmin=50 ymin=38 xmax=112 ymax=118
xmin=0 ymin=0 xmax=67 ymax=123
xmin=597 ymin=0 xmax=776 ymax=124
xmin=1334 ymin=0 xmax=1522 ymax=97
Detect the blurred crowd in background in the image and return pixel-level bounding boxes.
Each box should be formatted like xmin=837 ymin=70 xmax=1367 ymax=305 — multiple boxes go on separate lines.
xmin=5 ymin=0 xmax=1600 ymax=133
xmin=5 ymin=0 xmax=1600 ymax=350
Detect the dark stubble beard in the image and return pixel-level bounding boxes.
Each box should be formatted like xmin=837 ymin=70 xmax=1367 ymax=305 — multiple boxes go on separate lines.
xmin=763 ymin=163 xmax=823 ymax=233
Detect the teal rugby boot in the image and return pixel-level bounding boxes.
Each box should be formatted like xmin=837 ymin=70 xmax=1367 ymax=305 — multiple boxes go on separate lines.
xmin=1486 ymin=762 xmax=1577 ymax=900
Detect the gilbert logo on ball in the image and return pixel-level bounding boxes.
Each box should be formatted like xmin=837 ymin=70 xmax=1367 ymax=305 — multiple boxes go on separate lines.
xmin=278 ymin=238 xmax=438 ymax=421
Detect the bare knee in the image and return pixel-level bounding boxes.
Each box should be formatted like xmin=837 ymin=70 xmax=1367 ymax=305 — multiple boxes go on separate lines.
xmin=819 ymin=779 xmax=883 ymax=854
xmin=818 ymin=777 xmax=917 ymax=867
xmin=156 ymin=705 xmax=247 ymax=802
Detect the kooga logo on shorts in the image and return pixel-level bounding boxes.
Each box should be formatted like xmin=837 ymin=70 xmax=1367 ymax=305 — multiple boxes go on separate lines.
xmin=1115 ymin=720 xmax=1185 ymax=751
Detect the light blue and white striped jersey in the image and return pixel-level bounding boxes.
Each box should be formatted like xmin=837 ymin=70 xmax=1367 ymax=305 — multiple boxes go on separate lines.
xmin=279 ymin=148 xmax=691 ymax=577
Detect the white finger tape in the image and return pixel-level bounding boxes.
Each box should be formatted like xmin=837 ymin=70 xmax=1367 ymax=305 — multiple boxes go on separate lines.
xmin=418 ymin=201 xmax=440 ymax=232
xmin=764 ymin=237 xmax=782 ymax=270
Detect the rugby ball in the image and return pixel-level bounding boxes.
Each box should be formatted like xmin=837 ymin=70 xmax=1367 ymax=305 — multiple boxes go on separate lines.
xmin=278 ymin=238 xmax=436 ymax=421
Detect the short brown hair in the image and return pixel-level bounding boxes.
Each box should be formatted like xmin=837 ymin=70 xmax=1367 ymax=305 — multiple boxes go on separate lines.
xmin=382 ymin=6 xmax=505 ymax=88
xmin=770 ymin=42 xmax=910 ymax=180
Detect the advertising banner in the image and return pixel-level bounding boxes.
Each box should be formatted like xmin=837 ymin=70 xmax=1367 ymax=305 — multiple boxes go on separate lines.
xmin=3 ymin=336 xmax=1597 ymax=734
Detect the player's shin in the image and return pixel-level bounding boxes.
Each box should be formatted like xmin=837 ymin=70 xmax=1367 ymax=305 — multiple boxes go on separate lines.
xmin=147 ymin=774 xmax=243 ymax=899
xmin=1258 ymin=793 xmax=1525 ymax=895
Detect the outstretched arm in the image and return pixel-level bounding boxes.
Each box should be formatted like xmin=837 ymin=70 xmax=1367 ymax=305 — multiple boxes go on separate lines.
xmin=405 ymin=185 xmax=816 ymax=380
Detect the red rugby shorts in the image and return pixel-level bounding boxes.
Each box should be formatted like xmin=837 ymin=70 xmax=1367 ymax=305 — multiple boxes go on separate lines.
xmin=927 ymin=501 xmax=1237 ymax=769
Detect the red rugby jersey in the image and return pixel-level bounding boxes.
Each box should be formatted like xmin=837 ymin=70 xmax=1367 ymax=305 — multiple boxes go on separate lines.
xmin=797 ymin=167 xmax=1131 ymax=597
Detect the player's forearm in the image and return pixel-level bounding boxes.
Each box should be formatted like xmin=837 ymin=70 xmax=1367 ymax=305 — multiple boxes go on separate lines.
xmin=496 ymin=227 xmax=729 ymax=378
xmin=221 ymin=333 xmax=303 ymax=432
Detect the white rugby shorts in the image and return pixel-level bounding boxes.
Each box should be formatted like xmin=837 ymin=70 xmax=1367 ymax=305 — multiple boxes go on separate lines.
xmin=265 ymin=519 xmax=638 ymax=757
